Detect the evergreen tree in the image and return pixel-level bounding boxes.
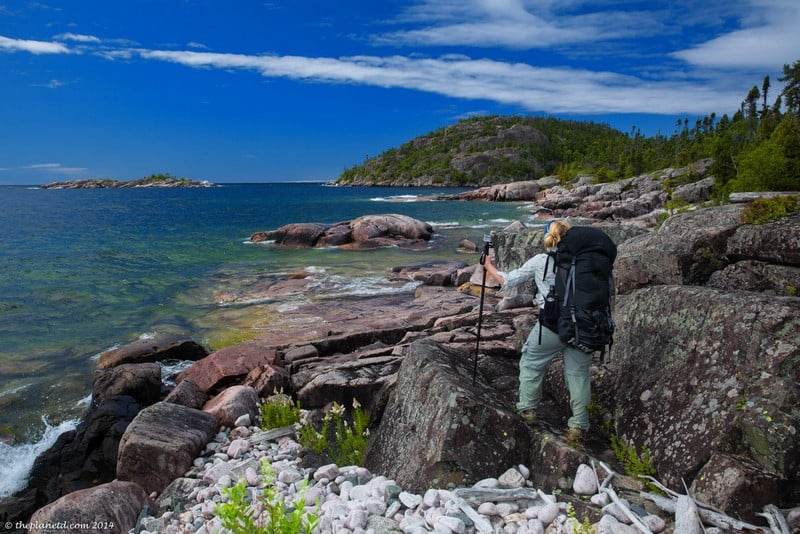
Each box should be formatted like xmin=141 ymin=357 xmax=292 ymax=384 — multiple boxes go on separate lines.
xmin=780 ymin=60 xmax=800 ymax=116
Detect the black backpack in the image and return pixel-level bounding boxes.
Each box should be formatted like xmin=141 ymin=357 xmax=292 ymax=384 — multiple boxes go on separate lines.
xmin=538 ymin=252 xmax=559 ymax=343
xmin=553 ymin=226 xmax=617 ymax=355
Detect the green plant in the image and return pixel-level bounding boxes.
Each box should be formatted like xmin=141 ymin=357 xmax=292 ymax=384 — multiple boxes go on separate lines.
xmin=566 ymin=503 xmax=596 ymax=533
xmin=740 ymin=195 xmax=800 ymax=225
xmin=259 ymin=391 xmax=302 ymax=430
xmin=216 ymin=459 xmax=319 ymax=534
xmin=610 ymin=435 xmax=657 ymax=481
xmin=298 ymin=399 xmax=371 ymax=466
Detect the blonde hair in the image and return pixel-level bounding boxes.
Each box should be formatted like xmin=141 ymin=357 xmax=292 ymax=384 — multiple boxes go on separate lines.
xmin=544 ymin=220 xmax=571 ymax=250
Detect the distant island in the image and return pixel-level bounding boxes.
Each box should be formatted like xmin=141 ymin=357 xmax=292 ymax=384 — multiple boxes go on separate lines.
xmin=40 ymin=173 xmax=215 ymax=189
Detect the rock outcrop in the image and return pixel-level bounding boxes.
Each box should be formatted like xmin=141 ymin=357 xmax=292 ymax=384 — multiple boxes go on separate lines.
xmin=365 ymin=339 xmax=530 ymax=492
xmin=250 ymin=214 xmax=434 ymax=250
xmin=97 ymin=335 xmax=208 ymax=370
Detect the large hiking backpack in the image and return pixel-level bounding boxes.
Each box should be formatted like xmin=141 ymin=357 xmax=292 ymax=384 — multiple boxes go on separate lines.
xmin=553 ymin=226 xmax=617 ymax=354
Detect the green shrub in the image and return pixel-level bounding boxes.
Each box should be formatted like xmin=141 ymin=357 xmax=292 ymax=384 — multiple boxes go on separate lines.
xmin=259 ymin=391 xmax=302 ymax=430
xmin=566 ymin=503 xmax=596 ymax=533
xmin=740 ymin=195 xmax=799 ymax=224
xmin=610 ymin=435 xmax=657 ymax=481
xmin=216 ymin=459 xmax=319 ymax=534
xmin=298 ymin=399 xmax=371 ymax=466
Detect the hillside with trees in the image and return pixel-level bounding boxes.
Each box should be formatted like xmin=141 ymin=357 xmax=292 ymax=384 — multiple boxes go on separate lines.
xmin=335 ymin=60 xmax=800 ymax=198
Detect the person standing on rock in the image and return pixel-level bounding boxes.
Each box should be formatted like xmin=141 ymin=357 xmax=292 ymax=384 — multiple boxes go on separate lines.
xmin=482 ymin=220 xmax=589 ymax=448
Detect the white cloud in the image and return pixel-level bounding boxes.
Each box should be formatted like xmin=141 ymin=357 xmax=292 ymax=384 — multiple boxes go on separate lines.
xmin=373 ymin=0 xmax=663 ymax=49
xmin=54 ymin=33 xmax=101 ymax=43
xmin=32 ymin=79 xmax=69 ymax=89
xmin=672 ymin=0 xmax=800 ymax=69
xmin=0 ymin=35 xmax=70 ymax=54
xmin=137 ymin=49 xmax=741 ymax=116
xmin=24 ymin=163 xmax=86 ymax=174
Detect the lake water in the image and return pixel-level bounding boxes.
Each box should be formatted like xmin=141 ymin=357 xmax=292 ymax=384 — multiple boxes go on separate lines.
xmin=0 ymin=182 xmax=532 ymax=497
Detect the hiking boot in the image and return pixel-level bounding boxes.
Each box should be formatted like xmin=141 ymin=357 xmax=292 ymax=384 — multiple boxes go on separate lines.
xmin=566 ymin=427 xmax=584 ymax=449
xmin=519 ymin=410 xmax=537 ymax=426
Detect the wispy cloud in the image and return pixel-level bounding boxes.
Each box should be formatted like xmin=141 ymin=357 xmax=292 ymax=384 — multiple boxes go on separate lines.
xmin=54 ymin=32 xmax=101 ymax=43
xmin=32 ymin=79 xmax=70 ymax=89
xmin=24 ymin=163 xmax=86 ymax=174
xmin=136 ymin=49 xmax=741 ymax=115
xmin=0 ymin=35 xmax=70 ymax=54
xmin=373 ymin=0 xmax=661 ymax=49
xmin=378 ymin=0 xmax=800 ymax=71
xmin=672 ymin=0 xmax=800 ymax=69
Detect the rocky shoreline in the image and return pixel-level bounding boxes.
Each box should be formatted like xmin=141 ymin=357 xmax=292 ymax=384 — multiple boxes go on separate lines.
xmin=3 ymin=162 xmax=799 ymax=533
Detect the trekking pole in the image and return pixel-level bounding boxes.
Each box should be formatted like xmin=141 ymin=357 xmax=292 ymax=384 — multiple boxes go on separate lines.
xmin=474 ymin=234 xmax=492 ymax=384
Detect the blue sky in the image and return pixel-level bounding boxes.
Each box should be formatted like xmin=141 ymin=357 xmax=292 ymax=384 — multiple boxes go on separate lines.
xmin=1 ymin=1 xmax=799 ymax=185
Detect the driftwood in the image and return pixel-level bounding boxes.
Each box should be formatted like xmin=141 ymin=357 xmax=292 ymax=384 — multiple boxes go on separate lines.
xmin=445 ymin=491 xmax=493 ymax=533
xmin=757 ymin=505 xmax=791 ymax=534
xmin=639 ymin=474 xmax=783 ymax=532
xmin=596 ymin=461 xmax=653 ymax=534
xmin=452 ymin=487 xmax=545 ymax=506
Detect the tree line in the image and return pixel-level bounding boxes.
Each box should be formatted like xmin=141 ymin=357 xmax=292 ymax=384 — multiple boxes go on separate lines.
xmin=338 ymin=59 xmax=800 ymax=196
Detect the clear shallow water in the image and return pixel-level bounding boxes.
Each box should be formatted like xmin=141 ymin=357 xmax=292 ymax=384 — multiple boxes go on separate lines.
xmin=0 ymin=182 xmax=530 ymax=496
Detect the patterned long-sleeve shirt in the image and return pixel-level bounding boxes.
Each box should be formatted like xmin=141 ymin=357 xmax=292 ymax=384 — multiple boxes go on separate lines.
xmin=497 ymin=253 xmax=555 ymax=309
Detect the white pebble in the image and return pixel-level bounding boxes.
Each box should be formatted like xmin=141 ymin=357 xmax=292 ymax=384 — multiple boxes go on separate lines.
xmin=435 ymin=515 xmax=466 ymax=533
xmin=234 ymin=414 xmax=251 ymax=427
xmin=478 ymin=502 xmax=498 ymax=516
xmin=399 ymin=490 xmax=423 ymax=509
xmin=537 ymin=502 xmax=560 ymax=525
xmin=423 ymin=488 xmax=440 ymax=508
xmin=573 ymin=463 xmax=598 ymax=495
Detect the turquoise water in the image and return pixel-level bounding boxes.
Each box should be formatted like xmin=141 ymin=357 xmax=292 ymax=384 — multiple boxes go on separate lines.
xmin=0 ymin=182 xmax=530 ymax=495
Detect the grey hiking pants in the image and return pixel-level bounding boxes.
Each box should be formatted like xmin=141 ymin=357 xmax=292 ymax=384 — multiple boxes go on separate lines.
xmin=516 ymin=321 xmax=592 ymax=431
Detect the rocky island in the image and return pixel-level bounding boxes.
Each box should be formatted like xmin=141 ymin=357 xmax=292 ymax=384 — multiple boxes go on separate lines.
xmin=40 ymin=174 xmax=214 ymax=189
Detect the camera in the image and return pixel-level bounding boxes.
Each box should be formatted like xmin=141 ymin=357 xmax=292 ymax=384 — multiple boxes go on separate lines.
xmin=480 ymin=234 xmax=493 ymax=264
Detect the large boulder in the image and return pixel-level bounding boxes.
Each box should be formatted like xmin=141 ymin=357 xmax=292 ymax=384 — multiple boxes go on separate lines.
xmin=177 ymin=340 xmax=282 ymax=394
xmin=249 ymin=214 xmax=434 ymax=250
xmin=202 ymin=385 xmax=259 ymax=428
xmin=365 ymin=338 xmax=530 ymax=492
xmin=28 ymin=480 xmax=151 ymax=534
xmin=596 ymin=285 xmax=800 ymax=516
xmin=250 ymin=222 xmax=332 ymax=247
xmin=92 ymin=362 xmax=162 ymax=407
xmin=614 ymin=204 xmax=745 ymax=295
xmin=97 ymin=334 xmax=208 ymax=369
xmin=116 ymin=402 xmax=219 ymax=495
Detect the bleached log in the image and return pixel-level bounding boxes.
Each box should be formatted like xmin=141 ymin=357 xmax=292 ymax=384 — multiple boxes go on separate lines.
xmin=641 ymin=492 xmax=766 ymax=532
xmin=453 ymin=487 xmax=543 ymax=506
xmin=447 ymin=492 xmax=494 ymax=533
xmin=675 ymin=495 xmax=703 ymax=534
xmin=757 ymin=504 xmax=791 ymax=534
xmin=597 ymin=462 xmax=652 ymax=534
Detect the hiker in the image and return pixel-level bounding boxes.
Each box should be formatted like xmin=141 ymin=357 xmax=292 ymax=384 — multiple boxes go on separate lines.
xmin=482 ymin=220 xmax=590 ymax=448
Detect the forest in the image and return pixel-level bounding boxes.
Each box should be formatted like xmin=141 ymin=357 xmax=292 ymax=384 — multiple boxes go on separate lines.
xmin=337 ymin=60 xmax=800 ymax=198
